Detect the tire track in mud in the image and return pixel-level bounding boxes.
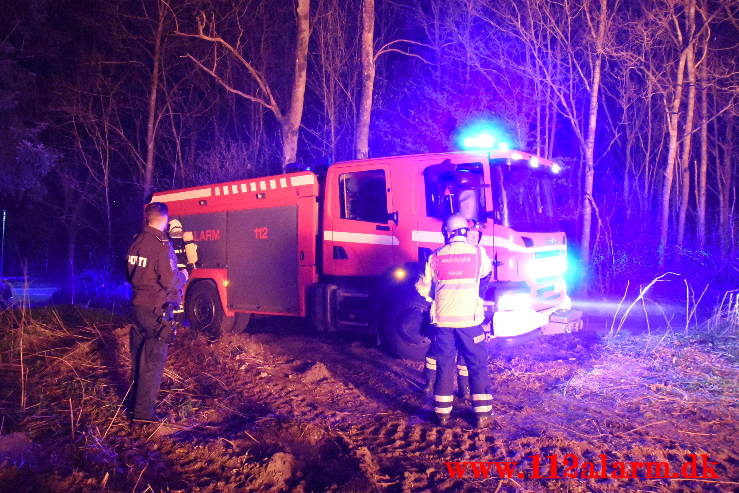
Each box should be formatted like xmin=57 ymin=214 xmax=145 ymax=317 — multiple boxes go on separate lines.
xmin=197 ymin=331 xmax=531 ymax=492
xmin=156 ymin=330 xmax=515 ymax=492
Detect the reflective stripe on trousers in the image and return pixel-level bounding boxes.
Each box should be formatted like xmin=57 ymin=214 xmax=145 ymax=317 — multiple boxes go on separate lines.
xmin=430 ymin=324 xmax=491 ymax=417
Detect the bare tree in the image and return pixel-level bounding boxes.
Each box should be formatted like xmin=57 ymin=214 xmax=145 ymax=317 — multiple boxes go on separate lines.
xmin=178 ymin=0 xmax=311 ymax=170
xmin=482 ymin=0 xmax=616 ymax=265
xmin=676 ymin=0 xmax=699 ymax=250
xmin=356 ymin=0 xmax=376 ymax=159
xmin=696 ymin=49 xmax=709 ymax=249
xmin=142 ymin=0 xmax=167 ymax=199
xmin=355 ymin=0 xmax=428 ymax=159
xmin=309 ymin=0 xmax=359 ymax=161
xmin=580 ymin=0 xmax=610 ymax=266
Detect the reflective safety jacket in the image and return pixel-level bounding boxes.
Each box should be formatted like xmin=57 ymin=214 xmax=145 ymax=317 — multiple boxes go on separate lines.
xmin=415 ymin=238 xmax=493 ymax=328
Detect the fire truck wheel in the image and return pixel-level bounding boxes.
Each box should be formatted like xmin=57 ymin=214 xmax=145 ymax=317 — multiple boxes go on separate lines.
xmin=229 ymin=313 xmax=252 ymax=334
xmin=186 ymin=281 xmax=231 ymax=339
xmin=382 ymin=290 xmax=430 ymax=361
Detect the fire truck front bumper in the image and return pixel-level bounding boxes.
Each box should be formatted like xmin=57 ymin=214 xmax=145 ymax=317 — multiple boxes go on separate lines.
xmin=486 ymin=295 xmax=583 ymax=338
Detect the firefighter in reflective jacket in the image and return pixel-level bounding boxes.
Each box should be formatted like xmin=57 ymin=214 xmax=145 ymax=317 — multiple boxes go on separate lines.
xmin=422 ymin=218 xmax=484 ymax=397
xmin=126 ymin=202 xmax=187 ymax=422
xmin=415 ymin=214 xmax=493 ymax=428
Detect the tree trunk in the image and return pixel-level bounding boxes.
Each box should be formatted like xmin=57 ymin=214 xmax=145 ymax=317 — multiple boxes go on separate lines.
xmin=623 ymin=125 xmax=633 ymax=220
xmin=144 ymin=3 xmax=165 ymax=200
xmin=580 ymin=53 xmax=602 ymax=266
xmin=642 ymin=91 xmax=655 ymax=223
xmin=676 ymin=0 xmax=696 ymax=249
xmin=657 ymin=49 xmax=687 ymax=266
xmin=281 ymin=0 xmax=310 ymax=169
xmin=356 ymin=0 xmax=375 ymax=159
xmin=104 ymin=172 xmax=112 ymax=254
xmin=580 ymin=0 xmax=608 ymax=267
xmin=66 ymin=229 xmax=77 ymax=304
xmin=720 ymin=120 xmax=735 ymax=257
xmin=696 ymin=62 xmax=708 ymax=249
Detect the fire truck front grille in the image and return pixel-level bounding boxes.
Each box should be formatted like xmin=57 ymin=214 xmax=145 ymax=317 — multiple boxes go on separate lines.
xmin=534 ymin=276 xmax=564 ymax=306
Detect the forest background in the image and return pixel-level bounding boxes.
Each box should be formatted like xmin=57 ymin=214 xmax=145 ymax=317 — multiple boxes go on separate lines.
xmin=0 ymin=0 xmax=736 ymax=301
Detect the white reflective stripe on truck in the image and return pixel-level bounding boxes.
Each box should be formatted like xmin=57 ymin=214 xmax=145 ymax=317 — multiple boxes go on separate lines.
xmin=155 ymin=173 xmax=316 ymax=203
xmin=411 ymin=230 xmax=565 ymax=254
xmin=290 ymin=175 xmax=315 ymax=186
xmin=154 ymin=188 xmax=212 ymax=202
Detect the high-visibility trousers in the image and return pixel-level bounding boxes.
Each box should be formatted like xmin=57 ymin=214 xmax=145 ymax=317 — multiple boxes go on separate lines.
xmin=425 ymin=351 xmax=469 ymax=395
xmin=431 ymin=324 xmax=492 ymax=419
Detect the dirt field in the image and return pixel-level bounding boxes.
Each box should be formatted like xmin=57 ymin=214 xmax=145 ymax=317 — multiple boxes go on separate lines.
xmin=1 ymin=307 xmax=737 ymax=492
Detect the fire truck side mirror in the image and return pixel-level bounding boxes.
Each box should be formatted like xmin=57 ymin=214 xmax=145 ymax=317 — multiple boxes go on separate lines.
xmin=387 ymin=211 xmax=399 ymax=225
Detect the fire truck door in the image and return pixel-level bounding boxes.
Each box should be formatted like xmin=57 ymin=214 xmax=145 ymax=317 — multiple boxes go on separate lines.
xmin=325 ymin=166 xmax=397 ymax=276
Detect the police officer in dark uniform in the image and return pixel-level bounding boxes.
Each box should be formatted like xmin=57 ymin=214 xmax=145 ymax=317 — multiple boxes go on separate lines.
xmin=126 ymin=202 xmax=186 ymax=422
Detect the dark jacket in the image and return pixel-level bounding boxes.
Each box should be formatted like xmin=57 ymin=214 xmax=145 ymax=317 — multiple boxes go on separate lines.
xmin=127 ymin=226 xmax=185 ymax=307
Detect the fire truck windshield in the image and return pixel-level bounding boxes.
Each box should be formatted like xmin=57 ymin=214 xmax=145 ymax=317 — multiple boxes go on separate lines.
xmin=424 ymin=161 xmax=487 ymax=223
xmin=489 ymin=158 xmax=557 ymax=232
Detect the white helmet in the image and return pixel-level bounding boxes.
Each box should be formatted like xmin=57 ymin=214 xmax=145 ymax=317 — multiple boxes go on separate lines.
xmin=168 ymin=219 xmax=183 ymax=238
xmin=442 ymin=214 xmax=469 ymax=242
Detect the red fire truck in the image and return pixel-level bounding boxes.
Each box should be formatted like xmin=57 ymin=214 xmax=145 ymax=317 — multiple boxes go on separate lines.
xmin=152 ymin=149 xmax=582 ymax=359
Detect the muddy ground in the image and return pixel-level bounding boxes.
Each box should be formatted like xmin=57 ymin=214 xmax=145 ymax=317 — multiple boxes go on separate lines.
xmin=0 ymin=306 xmax=737 ymax=492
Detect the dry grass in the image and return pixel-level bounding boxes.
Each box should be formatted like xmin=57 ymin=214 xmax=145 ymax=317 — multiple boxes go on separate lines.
xmin=0 ymin=300 xmax=737 ymax=492
xmin=0 ymin=306 xmax=134 ymax=484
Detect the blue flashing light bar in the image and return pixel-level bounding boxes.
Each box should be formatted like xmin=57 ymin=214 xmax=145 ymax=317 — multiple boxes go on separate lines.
xmin=462 ymin=133 xmax=496 ymax=150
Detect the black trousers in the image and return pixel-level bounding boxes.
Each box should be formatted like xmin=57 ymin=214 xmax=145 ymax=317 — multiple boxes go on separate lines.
xmin=129 ymin=305 xmax=169 ymax=420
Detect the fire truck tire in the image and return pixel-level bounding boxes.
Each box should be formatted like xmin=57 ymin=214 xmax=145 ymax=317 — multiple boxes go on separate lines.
xmin=382 ymin=290 xmax=430 ymax=361
xmin=229 ymin=313 xmax=252 ymax=334
xmin=186 ymin=281 xmax=231 ymax=339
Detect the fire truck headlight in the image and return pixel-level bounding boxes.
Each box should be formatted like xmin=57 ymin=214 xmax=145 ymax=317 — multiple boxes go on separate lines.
xmin=551 ymin=163 xmax=561 ymax=174
xmin=497 ymin=292 xmax=532 ymax=312
xmin=392 ymin=267 xmax=407 ymax=282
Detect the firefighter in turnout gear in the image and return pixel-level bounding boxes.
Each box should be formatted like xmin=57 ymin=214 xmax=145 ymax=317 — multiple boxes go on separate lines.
xmin=415 ymin=214 xmax=493 ymax=428
xmin=422 ymin=217 xmax=484 ymax=397
xmin=167 ymin=219 xmax=198 ymax=274
xmin=126 ymin=202 xmax=187 ymax=422
xmin=168 ymin=219 xmax=198 ymax=323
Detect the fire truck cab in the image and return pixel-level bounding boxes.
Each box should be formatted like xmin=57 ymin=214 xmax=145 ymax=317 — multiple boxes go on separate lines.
xmin=152 ymin=150 xmax=581 ymax=360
